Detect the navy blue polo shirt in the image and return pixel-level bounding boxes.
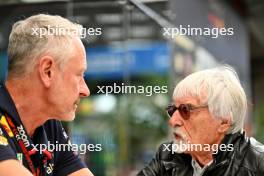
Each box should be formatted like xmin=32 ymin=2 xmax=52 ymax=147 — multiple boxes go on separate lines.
xmin=0 ymin=85 xmax=87 ymax=175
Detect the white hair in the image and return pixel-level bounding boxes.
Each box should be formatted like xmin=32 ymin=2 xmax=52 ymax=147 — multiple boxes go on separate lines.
xmin=173 ymin=65 xmax=247 ymax=134
xmin=7 ymin=14 xmax=83 ymax=78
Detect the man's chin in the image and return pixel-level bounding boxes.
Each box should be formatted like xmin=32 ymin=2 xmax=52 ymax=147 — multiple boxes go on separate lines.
xmin=56 ymin=113 xmax=76 ymax=121
xmin=172 ymin=139 xmax=189 ymax=154
xmin=66 ymin=114 xmax=76 ymax=121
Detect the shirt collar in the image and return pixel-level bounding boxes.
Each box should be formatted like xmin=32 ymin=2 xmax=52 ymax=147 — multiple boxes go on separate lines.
xmin=191 ymin=159 xmax=213 ymax=176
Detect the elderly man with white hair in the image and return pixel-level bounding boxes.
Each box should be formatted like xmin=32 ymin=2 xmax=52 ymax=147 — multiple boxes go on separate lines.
xmin=0 ymin=14 xmax=93 ymax=176
xmin=138 ymin=66 xmax=264 ymax=176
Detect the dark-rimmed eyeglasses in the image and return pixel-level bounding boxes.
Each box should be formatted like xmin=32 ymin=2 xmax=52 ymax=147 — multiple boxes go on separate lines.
xmin=166 ymin=104 xmax=208 ymax=120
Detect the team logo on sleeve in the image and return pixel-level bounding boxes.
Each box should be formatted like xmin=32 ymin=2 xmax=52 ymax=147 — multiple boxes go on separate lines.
xmin=0 ymin=135 xmax=8 ymax=146
xmin=0 ymin=115 xmax=14 ymax=137
xmin=0 ymin=128 xmax=8 ymax=146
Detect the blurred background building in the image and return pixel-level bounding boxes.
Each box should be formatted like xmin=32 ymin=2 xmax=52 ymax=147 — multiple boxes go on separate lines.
xmin=0 ymin=0 xmax=264 ymax=175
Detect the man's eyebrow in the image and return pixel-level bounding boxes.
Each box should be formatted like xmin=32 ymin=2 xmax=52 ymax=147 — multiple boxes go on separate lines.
xmin=83 ymin=61 xmax=87 ymax=70
xmin=83 ymin=66 xmax=87 ymax=72
xmin=80 ymin=63 xmax=87 ymax=71
xmin=79 ymin=69 xmax=86 ymax=74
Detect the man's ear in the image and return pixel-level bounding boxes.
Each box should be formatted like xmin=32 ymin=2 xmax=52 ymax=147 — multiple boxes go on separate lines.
xmin=38 ymin=56 xmax=55 ymax=88
xmin=217 ymin=117 xmax=231 ymax=134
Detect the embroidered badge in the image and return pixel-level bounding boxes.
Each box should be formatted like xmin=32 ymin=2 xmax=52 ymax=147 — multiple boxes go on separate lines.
xmin=0 ymin=135 xmax=8 ymax=146
xmin=0 ymin=115 xmax=14 ymax=137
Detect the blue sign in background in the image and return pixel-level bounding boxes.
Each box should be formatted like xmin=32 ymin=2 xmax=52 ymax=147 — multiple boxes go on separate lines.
xmin=85 ymin=42 xmax=170 ymax=79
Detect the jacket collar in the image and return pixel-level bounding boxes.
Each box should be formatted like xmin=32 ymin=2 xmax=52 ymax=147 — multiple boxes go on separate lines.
xmin=0 ymin=84 xmax=22 ymax=124
xmin=162 ymin=132 xmax=246 ymax=171
xmin=213 ymin=132 xmax=245 ymax=164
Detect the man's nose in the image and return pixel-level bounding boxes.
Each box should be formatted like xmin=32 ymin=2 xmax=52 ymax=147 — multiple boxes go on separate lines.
xmin=168 ymin=111 xmax=184 ymax=127
xmin=80 ymin=78 xmax=90 ymax=97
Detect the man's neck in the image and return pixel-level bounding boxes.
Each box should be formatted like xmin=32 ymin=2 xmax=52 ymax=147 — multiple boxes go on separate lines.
xmin=5 ymin=78 xmax=48 ymax=137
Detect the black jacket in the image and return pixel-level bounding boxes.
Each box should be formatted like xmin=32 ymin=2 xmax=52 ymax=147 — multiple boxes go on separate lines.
xmin=138 ymin=132 xmax=264 ymax=176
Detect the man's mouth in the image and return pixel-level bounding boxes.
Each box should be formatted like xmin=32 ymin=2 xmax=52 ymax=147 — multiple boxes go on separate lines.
xmin=74 ymin=102 xmax=79 ymax=109
xmin=173 ymin=132 xmax=182 ymax=140
xmin=74 ymin=99 xmax=80 ymax=108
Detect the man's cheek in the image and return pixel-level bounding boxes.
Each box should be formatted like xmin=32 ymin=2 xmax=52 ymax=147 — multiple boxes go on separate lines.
xmin=184 ymin=130 xmax=194 ymax=144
